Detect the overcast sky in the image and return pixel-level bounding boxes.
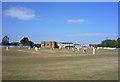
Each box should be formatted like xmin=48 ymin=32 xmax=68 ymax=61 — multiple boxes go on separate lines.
xmin=2 ymin=2 xmax=118 ymax=44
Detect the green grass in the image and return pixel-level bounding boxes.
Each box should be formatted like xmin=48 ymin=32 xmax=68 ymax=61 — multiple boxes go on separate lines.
xmin=2 ymin=48 xmax=118 ymax=80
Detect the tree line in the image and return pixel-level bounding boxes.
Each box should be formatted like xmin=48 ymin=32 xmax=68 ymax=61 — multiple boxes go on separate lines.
xmin=1 ymin=35 xmax=120 ymax=48
xmin=1 ymin=36 xmax=40 ymax=48
xmin=98 ymin=38 xmax=120 ymax=48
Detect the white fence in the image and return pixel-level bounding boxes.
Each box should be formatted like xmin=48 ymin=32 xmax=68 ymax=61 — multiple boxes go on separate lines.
xmin=0 ymin=45 xmax=30 ymax=48
xmin=102 ymin=47 xmax=119 ymax=50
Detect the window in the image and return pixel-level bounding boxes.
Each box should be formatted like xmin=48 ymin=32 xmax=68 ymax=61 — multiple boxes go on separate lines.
xmin=47 ymin=44 xmax=49 ymax=46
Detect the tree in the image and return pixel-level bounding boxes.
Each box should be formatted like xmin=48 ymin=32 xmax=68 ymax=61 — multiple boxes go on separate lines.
xmin=29 ymin=41 xmax=34 ymax=48
xmin=10 ymin=42 xmax=20 ymax=46
xmin=20 ymin=37 xmax=30 ymax=46
xmin=2 ymin=36 xmax=9 ymax=45
xmin=98 ymin=39 xmax=117 ymax=47
xmin=117 ymin=37 xmax=120 ymax=48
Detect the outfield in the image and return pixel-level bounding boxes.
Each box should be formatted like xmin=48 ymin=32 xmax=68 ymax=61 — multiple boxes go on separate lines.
xmin=2 ymin=48 xmax=118 ymax=80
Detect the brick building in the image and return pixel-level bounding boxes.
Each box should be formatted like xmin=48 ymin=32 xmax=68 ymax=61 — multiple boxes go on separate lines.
xmin=41 ymin=41 xmax=58 ymax=48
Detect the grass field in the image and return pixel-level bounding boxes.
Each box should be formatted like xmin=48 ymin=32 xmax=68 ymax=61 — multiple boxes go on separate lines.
xmin=2 ymin=48 xmax=118 ymax=80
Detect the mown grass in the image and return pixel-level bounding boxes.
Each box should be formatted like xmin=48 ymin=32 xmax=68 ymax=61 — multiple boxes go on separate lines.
xmin=2 ymin=48 xmax=118 ymax=80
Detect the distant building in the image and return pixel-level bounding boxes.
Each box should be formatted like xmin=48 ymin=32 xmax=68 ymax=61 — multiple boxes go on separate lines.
xmin=89 ymin=44 xmax=98 ymax=48
xmin=74 ymin=44 xmax=93 ymax=48
xmin=80 ymin=44 xmax=89 ymax=47
xmin=41 ymin=41 xmax=74 ymax=48
xmin=57 ymin=42 xmax=74 ymax=48
xmin=41 ymin=41 xmax=58 ymax=48
xmin=41 ymin=41 xmax=98 ymax=48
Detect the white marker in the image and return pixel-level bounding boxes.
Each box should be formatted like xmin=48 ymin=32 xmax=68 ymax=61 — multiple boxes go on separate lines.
xmin=59 ymin=46 xmax=61 ymax=49
xmin=53 ymin=48 xmax=55 ymax=50
xmin=97 ymin=47 xmax=99 ymax=50
xmin=93 ymin=47 xmax=96 ymax=54
xmin=6 ymin=47 xmax=8 ymax=51
xmin=28 ymin=47 xmax=31 ymax=50
xmin=77 ymin=48 xmax=79 ymax=51
xmin=72 ymin=48 xmax=74 ymax=51
xmin=35 ymin=47 xmax=38 ymax=52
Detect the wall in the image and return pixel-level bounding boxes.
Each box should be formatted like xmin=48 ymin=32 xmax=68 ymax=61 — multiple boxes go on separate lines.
xmin=41 ymin=41 xmax=56 ymax=48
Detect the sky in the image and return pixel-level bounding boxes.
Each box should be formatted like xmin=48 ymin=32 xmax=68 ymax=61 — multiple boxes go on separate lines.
xmin=2 ymin=2 xmax=118 ymax=44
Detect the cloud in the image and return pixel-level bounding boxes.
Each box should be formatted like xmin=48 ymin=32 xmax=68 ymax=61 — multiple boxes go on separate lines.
xmin=4 ymin=7 xmax=37 ymax=20
xmin=67 ymin=33 xmax=117 ymax=37
xmin=67 ymin=19 xmax=85 ymax=23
